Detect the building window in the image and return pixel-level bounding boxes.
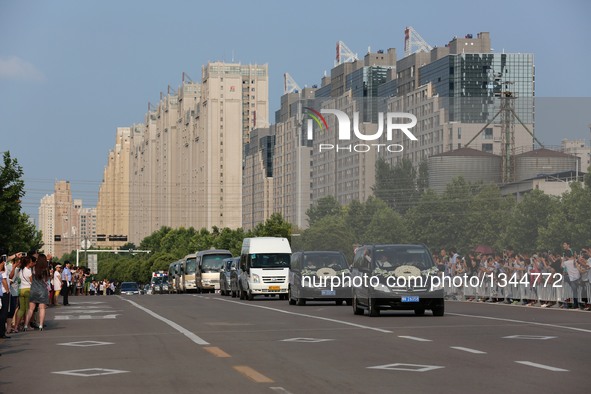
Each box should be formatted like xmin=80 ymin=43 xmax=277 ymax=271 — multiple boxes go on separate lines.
xmin=484 ymin=127 xmax=493 ymax=140
xmin=482 ymin=143 xmax=493 ymax=153
xmin=457 ymin=128 xmax=462 ymax=139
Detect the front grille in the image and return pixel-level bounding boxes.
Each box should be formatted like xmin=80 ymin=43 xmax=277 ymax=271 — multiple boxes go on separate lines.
xmin=262 ymin=276 xmax=285 ymax=284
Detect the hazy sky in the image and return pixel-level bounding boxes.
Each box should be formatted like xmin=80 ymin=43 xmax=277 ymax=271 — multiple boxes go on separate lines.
xmin=1 ymin=0 xmax=590 ymax=221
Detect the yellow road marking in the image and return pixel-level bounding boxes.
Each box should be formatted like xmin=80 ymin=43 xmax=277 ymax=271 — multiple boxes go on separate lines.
xmin=203 ymin=346 xmax=231 ymax=358
xmin=233 ymin=366 xmax=274 ymax=383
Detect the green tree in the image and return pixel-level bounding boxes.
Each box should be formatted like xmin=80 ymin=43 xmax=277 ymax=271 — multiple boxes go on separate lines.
xmin=502 ymin=189 xmax=559 ymax=253
xmin=0 ymin=152 xmax=43 ymax=253
xmin=362 ymin=206 xmax=409 ymax=244
xmin=463 ymin=185 xmax=514 ymax=253
xmin=538 ymin=182 xmax=591 ymax=250
xmin=253 ymin=213 xmax=292 ymax=238
xmin=299 ymin=215 xmax=355 ymax=258
xmin=306 ymin=196 xmax=343 ymax=227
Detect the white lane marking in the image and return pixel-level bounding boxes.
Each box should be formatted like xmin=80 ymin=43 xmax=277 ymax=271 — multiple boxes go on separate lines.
xmin=270 ymin=387 xmax=294 ymax=394
xmin=367 ymin=363 xmax=444 ymax=372
xmin=281 ymin=337 xmax=335 ymax=343
xmin=448 ymin=313 xmax=591 ymax=334
xmin=450 ymin=346 xmax=486 ymax=354
xmin=52 ymin=368 xmax=129 ymax=377
xmin=57 ymin=341 xmax=114 ymax=347
xmin=398 ymin=335 xmax=432 ymax=342
xmin=503 ymin=335 xmax=556 ymax=340
xmin=515 ymin=361 xmax=568 ymax=372
xmin=120 ymin=297 xmax=210 ymax=345
xmin=213 ymin=298 xmax=392 ymax=333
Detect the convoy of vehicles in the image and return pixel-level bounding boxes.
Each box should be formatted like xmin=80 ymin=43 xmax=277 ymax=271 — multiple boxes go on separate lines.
xmin=158 ymin=241 xmax=444 ymax=317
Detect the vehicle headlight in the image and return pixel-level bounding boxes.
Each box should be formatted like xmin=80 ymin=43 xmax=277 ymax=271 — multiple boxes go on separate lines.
xmin=373 ymin=283 xmax=391 ymax=293
xmin=252 ymin=274 xmax=261 ymax=283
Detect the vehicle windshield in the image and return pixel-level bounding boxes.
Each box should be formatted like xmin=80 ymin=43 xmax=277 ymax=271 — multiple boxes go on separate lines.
xmin=121 ymin=282 xmax=138 ymax=291
xmin=303 ymin=253 xmax=348 ymax=271
xmin=185 ymin=258 xmax=197 ymax=274
xmin=250 ymin=253 xmax=290 ymax=269
xmin=371 ymin=246 xmax=434 ymax=272
xmin=202 ymin=254 xmax=231 ymax=272
xmin=151 ymin=277 xmax=165 ymax=285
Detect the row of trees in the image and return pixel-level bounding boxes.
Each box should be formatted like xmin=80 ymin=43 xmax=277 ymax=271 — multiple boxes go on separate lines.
xmin=298 ymin=171 xmax=591 ymax=256
xmin=85 ymin=213 xmax=291 ymax=283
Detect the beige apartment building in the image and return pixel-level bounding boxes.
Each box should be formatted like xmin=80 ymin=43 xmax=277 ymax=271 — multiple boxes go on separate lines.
xmin=96 ymin=128 xmax=131 ymax=247
xmin=271 ymin=88 xmax=315 ymax=229
xmin=243 ymin=127 xmax=275 ymax=230
xmin=38 ymin=193 xmax=55 ymax=255
xmin=100 ymin=62 xmax=269 ymax=245
xmin=38 ymin=182 xmax=95 ymax=258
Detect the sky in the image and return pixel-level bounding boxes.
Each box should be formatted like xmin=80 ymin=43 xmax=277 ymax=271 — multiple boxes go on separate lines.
xmin=0 ymin=0 xmax=590 ymax=222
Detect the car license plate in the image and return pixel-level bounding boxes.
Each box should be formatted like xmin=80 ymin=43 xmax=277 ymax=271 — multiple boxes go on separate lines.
xmin=321 ymin=290 xmax=336 ymax=296
xmin=402 ymin=296 xmax=420 ymax=302
xmin=268 ymin=286 xmax=280 ymax=291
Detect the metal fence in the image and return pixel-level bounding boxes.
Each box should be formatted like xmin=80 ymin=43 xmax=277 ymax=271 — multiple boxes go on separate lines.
xmin=443 ymin=276 xmax=591 ymax=307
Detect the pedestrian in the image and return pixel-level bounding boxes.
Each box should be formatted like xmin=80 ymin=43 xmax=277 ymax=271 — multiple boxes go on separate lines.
xmin=52 ymin=264 xmax=62 ymax=305
xmin=25 ymin=253 xmax=50 ymax=331
xmin=61 ymin=261 xmax=72 ymax=306
xmin=0 ymin=256 xmax=10 ymax=339
xmin=15 ymin=256 xmax=34 ymax=330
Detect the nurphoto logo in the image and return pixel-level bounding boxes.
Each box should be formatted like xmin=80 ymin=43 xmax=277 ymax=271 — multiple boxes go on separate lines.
xmin=304 ymin=107 xmax=418 ymax=153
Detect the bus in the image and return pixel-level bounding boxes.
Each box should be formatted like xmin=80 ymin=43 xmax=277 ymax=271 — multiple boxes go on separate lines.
xmin=195 ymin=249 xmax=233 ymax=293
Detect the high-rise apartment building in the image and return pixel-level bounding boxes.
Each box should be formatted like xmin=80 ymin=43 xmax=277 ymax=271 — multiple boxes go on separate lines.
xmin=96 ymin=128 xmax=131 ymax=247
xmin=272 ymin=88 xmax=315 ymax=229
xmin=38 ymin=194 xmax=55 ymax=255
xmin=53 ymin=181 xmax=79 ymax=257
xmin=101 ymin=62 xmax=269 ymax=244
xmin=243 ymin=127 xmax=275 ymax=230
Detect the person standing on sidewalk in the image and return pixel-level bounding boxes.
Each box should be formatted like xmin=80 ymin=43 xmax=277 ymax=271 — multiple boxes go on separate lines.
xmin=61 ymin=261 xmax=72 ymax=306
xmin=52 ymin=265 xmax=62 ymax=305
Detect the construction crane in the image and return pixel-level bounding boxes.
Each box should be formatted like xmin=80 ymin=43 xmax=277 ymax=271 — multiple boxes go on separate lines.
xmin=283 ymin=72 xmax=301 ymax=94
xmin=404 ymin=26 xmax=433 ymax=57
xmin=335 ymin=41 xmax=358 ymax=66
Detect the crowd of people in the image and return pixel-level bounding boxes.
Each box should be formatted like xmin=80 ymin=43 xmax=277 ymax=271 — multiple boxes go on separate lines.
xmin=437 ymin=242 xmax=591 ymax=310
xmin=0 ymin=250 xmax=120 ymax=356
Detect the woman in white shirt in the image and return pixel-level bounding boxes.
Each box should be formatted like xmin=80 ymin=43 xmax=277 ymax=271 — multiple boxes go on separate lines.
xmin=14 ymin=256 xmax=34 ymax=330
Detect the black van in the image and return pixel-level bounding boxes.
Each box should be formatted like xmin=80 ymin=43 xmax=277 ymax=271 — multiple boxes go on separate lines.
xmin=350 ymin=244 xmax=444 ymax=317
xmin=288 ymin=251 xmax=352 ymax=306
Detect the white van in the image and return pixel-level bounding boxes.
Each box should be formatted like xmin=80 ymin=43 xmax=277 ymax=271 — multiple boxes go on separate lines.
xmin=239 ymin=237 xmax=291 ymax=300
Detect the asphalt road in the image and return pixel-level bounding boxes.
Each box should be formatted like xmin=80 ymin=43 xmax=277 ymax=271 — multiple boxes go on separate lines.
xmin=1 ymin=294 xmax=590 ymax=393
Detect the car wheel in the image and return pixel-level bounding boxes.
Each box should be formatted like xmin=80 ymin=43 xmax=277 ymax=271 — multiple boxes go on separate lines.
xmin=288 ymin=287 xmax=296 ymax=305
xmin=432 ymin=299 xmax=445 ymax=316
xmin=345 ymin=299 xmax=352 ymax=306
xmin=368 ymin=297 xmax=380 ymax=317
xmin=414 ymin=308 xmax=425 ymax=316
xmin=352 ymin=295 xmax=364 ymax=315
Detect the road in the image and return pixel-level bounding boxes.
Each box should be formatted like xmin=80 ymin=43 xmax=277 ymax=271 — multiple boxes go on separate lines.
xmin=1 ymin=294 xmax=589 ymax=393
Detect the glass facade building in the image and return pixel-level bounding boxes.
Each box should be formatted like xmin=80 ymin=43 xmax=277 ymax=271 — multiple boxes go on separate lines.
xmin=420 ymin=53 xmax=534 ymax=124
